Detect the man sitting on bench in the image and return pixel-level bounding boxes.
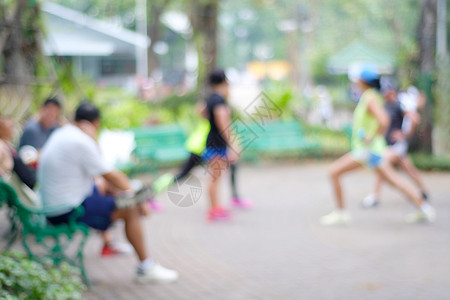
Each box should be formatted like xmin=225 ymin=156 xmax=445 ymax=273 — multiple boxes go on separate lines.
xmin=38 ymin=102 xmax=178 ymax=284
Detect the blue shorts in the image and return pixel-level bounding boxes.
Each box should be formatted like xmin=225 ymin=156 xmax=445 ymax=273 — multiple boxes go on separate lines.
xmin=202 ymin=147 xmax=227 ymax=162
xmin=351 ymin=149 xmax=384 ymax=169
xmin=47 ymin=185 xmax=116 ymax=231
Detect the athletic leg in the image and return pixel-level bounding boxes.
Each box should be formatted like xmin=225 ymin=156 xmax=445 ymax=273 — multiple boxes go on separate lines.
xmin=329 ymin=153 xmax=362 ymax=209
xmin=208 ymin=156 xmax=228 ymax=210
xmin=320 ymin=153 xmax=361 ymax=225
xmin=230 ymin=163 xmax=238 ymax=198
xmin=112 ymin=207 xmax=148 ymax=261
xmin=363 ymin=149 xmax=397 ymax=207
xmin=175 ymin=153 xmax=202 ymax=181
xmin=398 ymin=155 xmax=428 ymax=197
xmin=376 ymin=163 xmax=423 ymax=207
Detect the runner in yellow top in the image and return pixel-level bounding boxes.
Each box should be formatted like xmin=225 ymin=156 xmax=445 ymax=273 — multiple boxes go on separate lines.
xmin=351 ymin=87 xmax=387 ymax=167
xmin=320 ymin=65 xmax=435 ymax=226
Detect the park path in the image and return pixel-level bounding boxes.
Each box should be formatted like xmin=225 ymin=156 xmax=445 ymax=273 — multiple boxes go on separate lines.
xmin=84 ymin=161 xmax=450 ymax=300
xmin=2 ymin=161 xmax=450 ymax=299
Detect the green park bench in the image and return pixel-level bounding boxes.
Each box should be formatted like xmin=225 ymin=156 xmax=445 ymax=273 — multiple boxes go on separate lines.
xmin=0 ymin=179 xmax=90 ymax=285
xmin=126 ymin=124 xmax=190 ymax=176
xmin=235 ymin=119 xmax=321 ymax=161
xmin=120 ymin=120 xmax=321 ymax=174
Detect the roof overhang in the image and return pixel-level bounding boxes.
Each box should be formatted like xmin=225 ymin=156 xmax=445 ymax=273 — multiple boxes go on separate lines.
xmin=42 ymin=2 xmax=150 ymax=56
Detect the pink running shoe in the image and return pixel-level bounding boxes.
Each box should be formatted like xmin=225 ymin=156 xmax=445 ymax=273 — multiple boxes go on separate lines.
xmin=207 ymin=207 xmax=230 ymax=221
xmin=147 ymin=199 xmax=164 ymax=212
xmin=231 ymin=198 xmax=253 ymax=210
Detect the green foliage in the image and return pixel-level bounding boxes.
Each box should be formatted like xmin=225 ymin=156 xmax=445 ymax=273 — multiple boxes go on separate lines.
xmin=88 ymin=89 xmax=199 ymax=130
xmin=155 ymin=92 xmax=200 ymax=127
xmin=0 ymin=250 xmax=86 ymax=300
xmin=93 ymin=88 xmax=152 ymax=130
xmin=265 ymin=82 xmax=298 ymax=119
xmin=304 ymin=124 xmax=350 ymax=156
xmin=410 ymin=153 xmax=450 ymax=171
xmin=31 ymin=58 xmax=97 ymax=121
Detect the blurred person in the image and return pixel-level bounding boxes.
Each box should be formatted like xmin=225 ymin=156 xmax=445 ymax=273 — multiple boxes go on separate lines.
xmin=320 ymin=66 xmax=435 ymax=226
xmin=19 ymin=97 xmax=63 ymax=167
xmin=316 ymin=85 xmax=333 ymax=127
xmin=19 ymin=97 xmax=128 ymax=256
xmin=0 ymin=115 xmax=36 ymax=188
xmin=362 ymin=83 xmax=428 ymax=208
xmin=0 ymin=116 xmax=14 ymax=179
xmin=38 ymin=102 xmax=178 ymax=283
xmin=202 ymin=69 xmax=240 ymax=221
xmin=150 ymin=103 xmax=252 ymax=211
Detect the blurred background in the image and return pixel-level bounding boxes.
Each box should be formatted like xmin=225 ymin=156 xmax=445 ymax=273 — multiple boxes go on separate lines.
xmin=0 ymin=0 xmax=448 ymax=165
xmin=1 ymin=1 xmax=450 ymax=299
xmin=0 ymin=1 xmax=448 ymax=149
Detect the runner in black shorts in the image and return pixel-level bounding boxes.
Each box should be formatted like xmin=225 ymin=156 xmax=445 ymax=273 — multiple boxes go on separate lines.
xmin=203 ymin=69 xmax=239 ymax=221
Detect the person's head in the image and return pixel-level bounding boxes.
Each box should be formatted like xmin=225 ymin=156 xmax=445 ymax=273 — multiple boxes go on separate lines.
xmin=0 ymin=115 xmax=14 ymax=141
xmin=75 ymin=102 xmax=101 ymax=130
xmin=381 ymin=80 xmax=398 ymax=103
xmin=39 ymin=97 xmax=62 ymax=129
xmin=208 ymin=69 xmax=229 ymax=99
xmin=356 ymin=65 xmax=381 ymax=92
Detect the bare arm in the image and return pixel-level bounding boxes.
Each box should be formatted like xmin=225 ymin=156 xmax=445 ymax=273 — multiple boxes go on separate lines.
xmin=214 ymin=105 xmax=232 ymax=146
xmin=367 ymin=96 xmax=390 ymax=137
xmin=403 ymin=111 xmax=419 ymax=137
xmin=102 ymin=170 xmax=132 ymax=192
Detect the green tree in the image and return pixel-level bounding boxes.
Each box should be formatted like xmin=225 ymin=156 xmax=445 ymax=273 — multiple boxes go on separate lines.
xmin=0 ymin=0 xmax=43 ymax=121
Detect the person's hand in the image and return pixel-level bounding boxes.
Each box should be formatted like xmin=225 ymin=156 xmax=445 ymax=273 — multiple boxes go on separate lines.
xmin=357 ymin=128 xmax=372 ymax=145
xmin=405 ymin=111 xmax=421 ymax=124
xmin=78 ymin=121 xmax=97 ymax=141
xmin=390 ymin=130 xmax=405 ymax=142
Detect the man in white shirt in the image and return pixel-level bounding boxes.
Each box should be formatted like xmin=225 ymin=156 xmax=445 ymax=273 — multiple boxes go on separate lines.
xmin=38 ymin=102 xmax=178 ymax=283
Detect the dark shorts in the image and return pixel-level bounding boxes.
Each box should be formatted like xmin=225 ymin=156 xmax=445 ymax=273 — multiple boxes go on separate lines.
xmin=47 ymin=185 xmax=116 ymax=231
xmin=202 ymin=147 xmax=227 ymax=162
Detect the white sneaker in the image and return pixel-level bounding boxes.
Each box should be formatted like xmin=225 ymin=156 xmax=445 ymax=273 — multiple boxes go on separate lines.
xmin=135 ymin=263 xmax=179 ymax=284
xmin=361 ymin=194 xmax=379 ymax=208
xmin=405 ymin=207 xmax=436 ymax=223
xmin=319 ymin=210 xmax=351 ymax=226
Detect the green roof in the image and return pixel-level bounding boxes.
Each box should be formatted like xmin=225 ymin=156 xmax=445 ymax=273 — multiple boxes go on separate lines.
xmin=327 ymin=41 xmax=395 ymax=74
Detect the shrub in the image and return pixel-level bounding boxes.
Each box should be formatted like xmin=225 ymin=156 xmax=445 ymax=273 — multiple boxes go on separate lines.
xmin=410 ymin=153 xmax=450 ymax=171
xmin=0 ymin=250 xmax=86 ymax=300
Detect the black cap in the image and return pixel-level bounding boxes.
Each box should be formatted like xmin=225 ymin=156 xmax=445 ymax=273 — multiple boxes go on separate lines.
xmin=208 ymin=69 xmax=227 ymax=86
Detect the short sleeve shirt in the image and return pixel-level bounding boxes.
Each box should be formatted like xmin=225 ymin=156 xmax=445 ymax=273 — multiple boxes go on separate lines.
xmin=384 ymin=101 xmax=404 ymax=145
xmin=19 ymin=119 xmax=58 ymax=150
xmin=37 ymin=124 xmax=113 ymax=216
xmin=351 ymin=88 xmax=386 ymax=156
xmin=206 ymin=93 xmax=228 ymax=149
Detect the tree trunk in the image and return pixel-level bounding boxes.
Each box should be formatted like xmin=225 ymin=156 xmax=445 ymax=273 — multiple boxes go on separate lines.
xmin=189 ymin=0 xmax=219 ymax=96
xmin=147 ymin=0 xmax=170 ymax=76
xmin=409 ymin=0 xmax=437 ymax=154
xmin=417 ymin=0 xmax=437 ymax=73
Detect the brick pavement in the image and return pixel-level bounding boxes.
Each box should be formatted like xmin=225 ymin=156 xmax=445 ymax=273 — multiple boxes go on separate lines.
xmin=2 ymin=161 xmax=450 ymax=299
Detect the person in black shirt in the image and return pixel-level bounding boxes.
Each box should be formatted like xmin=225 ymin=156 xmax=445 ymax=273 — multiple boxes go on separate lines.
xmin=362 ymin=84 xmax=428 ymax=208
xmin=203 ymin=69 xmax=239 ymax=221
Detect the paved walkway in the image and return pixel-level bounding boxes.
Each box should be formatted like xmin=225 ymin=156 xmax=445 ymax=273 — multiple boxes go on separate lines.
xmin=2 ymin=161 xmax=450 ymax=299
